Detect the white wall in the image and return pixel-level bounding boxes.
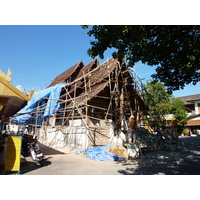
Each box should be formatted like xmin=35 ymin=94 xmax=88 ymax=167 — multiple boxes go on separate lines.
xmin=36 ymin=124 xmax=126 ymax=151
xmin=110 ymin=128 xmax=126 ymax=145
xmin=194 ymin=100 xmax=200 ymax=114
xmin=37 ymin=126 xmax=89 ymax=150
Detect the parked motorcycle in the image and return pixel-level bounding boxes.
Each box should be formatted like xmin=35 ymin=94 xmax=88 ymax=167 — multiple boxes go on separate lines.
xmin=155 ymin=130 xmax=179 ymax=151
xmin=22 ymin=135 xmax=44 ymax=166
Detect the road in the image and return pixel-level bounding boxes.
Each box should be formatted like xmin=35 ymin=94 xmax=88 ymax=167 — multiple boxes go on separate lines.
xmin=1 ymin=136 xmax=200 ymax=175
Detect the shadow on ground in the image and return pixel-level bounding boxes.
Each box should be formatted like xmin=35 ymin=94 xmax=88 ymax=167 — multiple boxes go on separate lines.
xmin=117 ymin=137 xmax=200 ymax=175
xmin=1 ymin=157 xmax=52 ymax=175
xmin=1 ymin=143 xmax=64 ymax=175
xmin=38 ymin=143 xmax=66 ymax=155
xmin=18 ymin=142 xmax=66 ymax=175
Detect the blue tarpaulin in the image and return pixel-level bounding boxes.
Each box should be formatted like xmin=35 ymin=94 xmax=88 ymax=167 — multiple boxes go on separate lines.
xmin=13 ymin=83 xmax=65 ymax=123
xmin=74 ymin=145 xmax=124 ymax=161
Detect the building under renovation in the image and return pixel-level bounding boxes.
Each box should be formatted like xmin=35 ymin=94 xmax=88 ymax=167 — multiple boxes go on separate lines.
xmin=15 ymin=58 xmax=149 ymax=150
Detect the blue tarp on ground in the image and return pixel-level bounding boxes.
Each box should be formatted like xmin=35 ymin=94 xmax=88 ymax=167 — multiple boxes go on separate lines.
xmin=74 ymin=145 xmax=124 ymax=161
xmin=13 ymin=83 xmax=65 ymax=123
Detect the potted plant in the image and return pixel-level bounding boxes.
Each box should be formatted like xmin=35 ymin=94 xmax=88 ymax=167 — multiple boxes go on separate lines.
xmin=0 ymin=131 xmax=8 ymax=152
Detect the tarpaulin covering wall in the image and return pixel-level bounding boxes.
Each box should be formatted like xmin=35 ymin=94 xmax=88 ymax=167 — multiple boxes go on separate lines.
xmin=13 ymin=83 xmax=65 ymax=123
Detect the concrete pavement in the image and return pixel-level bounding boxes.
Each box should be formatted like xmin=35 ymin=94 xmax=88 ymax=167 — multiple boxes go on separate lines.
xmin=1 ymin=136 xmax=200 ymax=175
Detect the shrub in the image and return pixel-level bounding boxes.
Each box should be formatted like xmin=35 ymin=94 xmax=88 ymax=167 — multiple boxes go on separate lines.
xmin=182 ymin=128 xmax=189 ymax=136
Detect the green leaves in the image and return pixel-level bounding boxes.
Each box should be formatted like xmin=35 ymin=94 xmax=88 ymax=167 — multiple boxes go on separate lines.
xmin=143 ymin=81 xmax=171 ymax=128
xmin=81 ymin=25 xmax=89 ymax=29
xmin=82 ymin=25 xmax=200 ymax=92
xmin=170 ymin=98 xmax=187 ymax=125
xmin=142 ymin=80 xmax=187 ymax=131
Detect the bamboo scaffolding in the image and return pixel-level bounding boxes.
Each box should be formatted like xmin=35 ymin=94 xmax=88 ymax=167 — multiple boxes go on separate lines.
xmin=83 ymin=71 xmax=89 ymax=125
xmin=94 ymin=95 xmax=111 ymax=100
xmin=117 ymin=61 xmax=134 ymax=115
xmin=62 ymin=85 xmax=69 ymax=126
xmin=104 ymin=67 xmax=114 ymax=122
xmin=55 ymin=58 xmax=115 ymax=89
xmin=21 ymin=58 xmax=149 ymax=148
xmin=20 ymin=62 xmax=136 ymax=125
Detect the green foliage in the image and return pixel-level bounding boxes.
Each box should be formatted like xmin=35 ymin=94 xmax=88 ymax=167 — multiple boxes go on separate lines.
xmin=170 ymin=98 xmax=188 ymax=134
xmin=143 ymin=116 xmax=149 ymax=125
xmin=82 ymin=25 xmax=200 ymax=93
xmin=143 ymin=80 xmax=172 ymax=115
xmin=143 ymin=80 xmax=172 ymax=128
xmin=182 ymin=128 xmax=189 ymax=135
xmin=170 ymin=98 xmax=187 ymax=126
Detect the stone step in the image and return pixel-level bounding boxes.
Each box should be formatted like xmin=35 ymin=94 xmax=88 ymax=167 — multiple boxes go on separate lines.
xmin=141 ymin=147 xmax=162 ymax=152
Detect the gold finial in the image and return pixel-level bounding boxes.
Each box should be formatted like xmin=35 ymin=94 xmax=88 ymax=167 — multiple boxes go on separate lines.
xmin=27 ymin=89 xmax=35 ymax=100
xmin=7 ymin=68 xmax=12 ymax=77
xmin=0 ymin=68 xmax=12 ymax=82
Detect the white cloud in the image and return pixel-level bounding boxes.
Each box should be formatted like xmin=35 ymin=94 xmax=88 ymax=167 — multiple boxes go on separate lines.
xmin=16 ymin=85 xmax=24 ymax=92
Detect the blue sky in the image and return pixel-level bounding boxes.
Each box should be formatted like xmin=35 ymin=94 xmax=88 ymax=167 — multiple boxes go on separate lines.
xmin=0 ymin=25 xmax=199 ymax=97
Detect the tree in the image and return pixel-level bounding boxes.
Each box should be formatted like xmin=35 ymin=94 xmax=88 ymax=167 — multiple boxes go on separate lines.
xmin=143 ymin=81 xmax=187 ymax=133
xmin=143 ymin=80 xmax=172 ymax=129
xmin=170 ymin=98 xmax=188 ymax=134
xmin=82 ymin=25 xmax=200 ymax=93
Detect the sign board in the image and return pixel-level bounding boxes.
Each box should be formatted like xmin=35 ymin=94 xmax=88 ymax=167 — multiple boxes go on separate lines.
xmin=4 ymin=136 xmax=22 ymax=172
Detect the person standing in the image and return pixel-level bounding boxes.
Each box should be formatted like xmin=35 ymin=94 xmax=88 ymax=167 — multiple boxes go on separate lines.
xmin=126 ymin=115 xmax=137 ymax=143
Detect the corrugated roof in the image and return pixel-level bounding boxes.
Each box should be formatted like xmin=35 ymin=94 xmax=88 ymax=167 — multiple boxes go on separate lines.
xmin=172 ymin=93 xmax=200 ymax=105
xmin=87 ymin=57 xmax=117 ymax=87
xmin=75 ymin=59 xmax=99 ymax=80
xmin=66 ymin=59 xmax=100 ymax=94
xmin=66 ymin=80 xmax=109 ymax=108
xmin=47 ymin=61 xmax=84 ymax=88
xmin=48 ymin=57 xmax=148 ymax=113
xmin=61 ymin=57 xmax=117 ymax=97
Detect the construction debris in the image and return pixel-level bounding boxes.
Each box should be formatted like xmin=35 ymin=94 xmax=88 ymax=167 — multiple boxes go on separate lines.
xmin=106 ymin=145 xmax=128 ymax=159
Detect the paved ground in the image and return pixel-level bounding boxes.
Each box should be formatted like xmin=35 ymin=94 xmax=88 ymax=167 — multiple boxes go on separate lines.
xmin=1 ymin=136 xmax=200 ymax=175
